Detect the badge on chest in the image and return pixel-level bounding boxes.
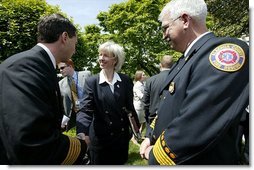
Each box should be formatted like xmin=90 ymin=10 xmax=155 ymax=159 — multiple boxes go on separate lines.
xmin=168 ymin=82 xmax=175 ymax=94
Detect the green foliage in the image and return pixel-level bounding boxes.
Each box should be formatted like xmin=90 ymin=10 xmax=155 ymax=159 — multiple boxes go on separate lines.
xmin=96 ymin=0 xmax=172 ymax=76
xmin=0 ymin=0 xmax=59 ymax=62
xmin=206 ymin=0 xmax=249 ymax=37
xmin=0 ymin=0 xmax=249 ymax=77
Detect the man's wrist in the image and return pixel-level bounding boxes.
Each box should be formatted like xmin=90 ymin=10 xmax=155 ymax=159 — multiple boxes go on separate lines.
xmin=76 ymin=133 xmax=86 ymax=140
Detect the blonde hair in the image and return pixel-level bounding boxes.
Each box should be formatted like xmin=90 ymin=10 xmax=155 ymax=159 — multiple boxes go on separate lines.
xmin=98 ymin=41 xmax=125 ymax=72
xmin=134 ymin=70 xmax=144 ymax=82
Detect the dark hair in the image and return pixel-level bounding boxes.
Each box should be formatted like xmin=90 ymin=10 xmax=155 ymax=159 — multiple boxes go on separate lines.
xmin=37 ymin=13 xmax=77 ymax=43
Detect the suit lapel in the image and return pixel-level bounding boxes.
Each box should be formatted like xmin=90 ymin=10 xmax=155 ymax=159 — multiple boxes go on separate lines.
xmin=65 ymin=78 xmax=72 ymax=100
xmin=161 ymin=55 xmax=186 ymax=91
xmin=114 ymin=81 xmax=121 ymax=102
xmin=99 ymin=80 xmax=122 ymax=114
xmin=161 ymin=32 xmax=216 ymax=92
xmin=100 ymin=82 xmax=117 ymax=107
xmin=35 ymin=45 xmax=64 ymax=124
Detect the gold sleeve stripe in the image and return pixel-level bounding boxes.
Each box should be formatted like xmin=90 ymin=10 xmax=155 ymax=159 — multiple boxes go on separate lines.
xmin=153 ymin=135 xmax=176 ymax=165
xmin=150 ymin=115 xmax=158 ymax=129
xmin=61 ymin=136 xmax=81 ymax=165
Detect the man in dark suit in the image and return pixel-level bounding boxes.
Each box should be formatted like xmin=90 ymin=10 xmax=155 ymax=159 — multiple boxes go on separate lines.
xmin=143 ymin=55 xmax=174 ymax=125
xmin=0 ymin=13 xmax=87 ymax=165
xmin=140 ymin=0 xmax=249 ymax=165
xmin=58 ymin=59 xmax=91 ymax=131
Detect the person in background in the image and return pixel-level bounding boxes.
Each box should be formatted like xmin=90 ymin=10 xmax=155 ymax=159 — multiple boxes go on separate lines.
xmin=58 ymin=59 xmax=91 ymax=131
xmin=0 ymin=13 xmax=87 ymax=164
xmin=143 ymin=55 xmax=174 ymax=127
xmin=140 ymin=0 xmax=249 ymax=165
xmin=76 ymin=41 xmax=140 ymax=165
xmin=132 ymin=70 xmax=146 ymax=143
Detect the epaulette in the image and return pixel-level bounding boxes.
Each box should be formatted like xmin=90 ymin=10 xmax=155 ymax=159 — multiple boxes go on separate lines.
xmin=150 ymin=115 xmax=158 ymax=129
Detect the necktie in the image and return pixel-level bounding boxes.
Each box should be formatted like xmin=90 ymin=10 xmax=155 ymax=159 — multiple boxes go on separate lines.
xmin=70 ymin=77 xmax=78 ymax=112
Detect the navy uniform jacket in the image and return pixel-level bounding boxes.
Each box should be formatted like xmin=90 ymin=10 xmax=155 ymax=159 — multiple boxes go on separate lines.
xmin=76 ymin=73 xmax=140 ymax=164
xmin=148 ymin=33 xmax=249 ymax=165
xmin=0 ymin=45 xmax=86 ymax=164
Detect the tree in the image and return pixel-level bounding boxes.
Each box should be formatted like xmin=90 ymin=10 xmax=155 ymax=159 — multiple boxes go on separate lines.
xmin=206 ymin=0 xmax=249 ymax=37
xmin=0 ymin=0 xmax=61 ymax=62
xmin=1 ymin=0 xmax=249 ymax=76
xmin=72 ymin=24 xmax=105 ymax=73
xmin=96 ymin=0 xmax=179 ymax=76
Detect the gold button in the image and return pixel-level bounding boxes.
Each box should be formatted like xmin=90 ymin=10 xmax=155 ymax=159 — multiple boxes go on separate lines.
xmin=164 ymin=147 xmax=170 ymax=154
xmin=170 ymin=153 xmax=176 ymax=159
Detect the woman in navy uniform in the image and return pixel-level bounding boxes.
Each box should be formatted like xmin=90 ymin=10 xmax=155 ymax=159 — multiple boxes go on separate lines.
xmin=76 ymin=41 xmax=140 ymax=165
xmin=140 ymin=0 xmax=249 ymax=165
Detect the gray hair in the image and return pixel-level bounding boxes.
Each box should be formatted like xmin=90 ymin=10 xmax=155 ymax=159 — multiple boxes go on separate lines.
xmin=158 ymin=0 xmax=207 ymax=24
xmin=98 ymin=41 xmax=125 ymax=72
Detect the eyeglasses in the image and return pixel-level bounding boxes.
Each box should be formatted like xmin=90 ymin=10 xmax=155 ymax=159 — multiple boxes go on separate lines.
xmin=161 ymin=16 xmax=181 ymax=33
xmin=59 ymin=65 xmax=68 ymax=70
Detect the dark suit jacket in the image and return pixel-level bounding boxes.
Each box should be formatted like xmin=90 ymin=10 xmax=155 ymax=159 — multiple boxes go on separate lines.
xmin=148 ymin=33 xmax=249 ymax=165
xmin=143 ymin=70 xmax=170 ymax=123
xmin=76 ymin=73 xmax=140 ymax=164
xmin=0 ymin=45 xmax=86 ymax=165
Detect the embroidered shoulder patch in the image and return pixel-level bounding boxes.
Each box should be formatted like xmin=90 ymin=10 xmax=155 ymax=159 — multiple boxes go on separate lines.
xmin=209 ymin=43 xmax=245 ymax=72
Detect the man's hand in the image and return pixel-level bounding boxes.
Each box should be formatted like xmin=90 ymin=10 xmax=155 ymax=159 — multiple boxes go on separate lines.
xmin=140 ymin=137 xmax=151 ymax=159
xmin=76 ymin=133 xmax=90 ymax=145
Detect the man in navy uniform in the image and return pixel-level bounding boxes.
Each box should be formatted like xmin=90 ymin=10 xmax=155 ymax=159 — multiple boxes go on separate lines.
xmin=0 ymin=14 xmax=87 ymax=164
xmin=140 ymin=0 xmax=249 ymax=165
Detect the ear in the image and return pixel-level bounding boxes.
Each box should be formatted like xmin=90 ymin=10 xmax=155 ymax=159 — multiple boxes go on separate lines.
xmin=61 ymin=32 xmax=68 ymax=43
xmin=181 ymin=13 xmax=191 ymax=29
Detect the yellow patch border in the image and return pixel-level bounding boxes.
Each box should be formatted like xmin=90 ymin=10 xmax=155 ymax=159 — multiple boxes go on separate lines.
xmin=209 ymin=43 xmax=245 ymax=72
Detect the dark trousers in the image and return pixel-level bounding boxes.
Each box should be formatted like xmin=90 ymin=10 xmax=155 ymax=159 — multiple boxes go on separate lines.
xmin=89 ymin=142 xmax=129 ymax=165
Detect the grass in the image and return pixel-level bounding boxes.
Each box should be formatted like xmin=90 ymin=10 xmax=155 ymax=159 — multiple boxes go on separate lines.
xmin=126 ymin=140 xmax=148 ymax=165
xmin=64 ymin=128 xmax=148 ymax=165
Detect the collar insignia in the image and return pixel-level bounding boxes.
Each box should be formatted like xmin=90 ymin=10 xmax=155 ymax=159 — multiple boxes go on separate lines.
xmin=168 ymin=82 xmax=175 ymax=94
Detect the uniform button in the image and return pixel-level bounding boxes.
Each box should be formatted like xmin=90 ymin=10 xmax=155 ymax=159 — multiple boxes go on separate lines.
xmin=120 ymin=118 xmax=123 ymax=121
xmin=163 ymin=97 xmax=166 ymax=99
xmin=105 ymin=111 xmax=109 ymax=114
xmin=109 ymin=121 xmax=113 ymax=125
xmin=121 ymin=128 xmax=124 ymax=131
xmin=110 ymin=132 xmax=114 ymax=136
